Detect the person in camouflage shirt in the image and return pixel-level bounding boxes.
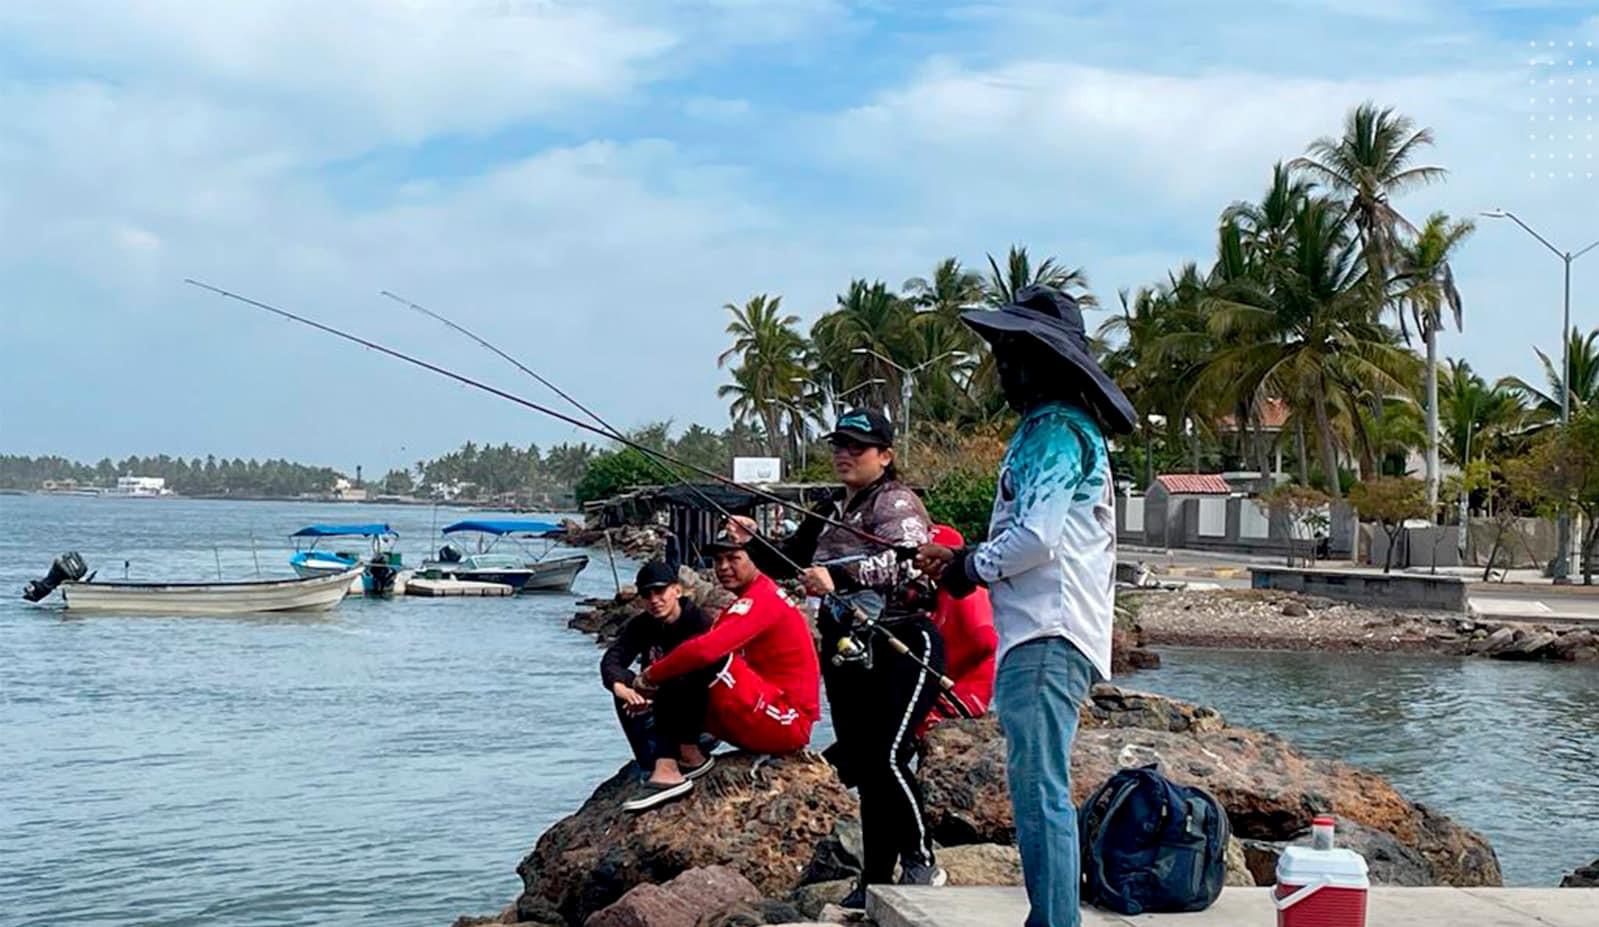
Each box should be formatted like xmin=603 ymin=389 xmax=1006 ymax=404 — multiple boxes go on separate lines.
xmin=733 ymin=407 xmax=945 ymax=908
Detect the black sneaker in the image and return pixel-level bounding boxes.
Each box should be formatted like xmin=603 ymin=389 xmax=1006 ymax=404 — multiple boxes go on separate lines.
xmin=838 ymin=884 xmax=867 ymax=910
xmin=897 ymin=862 xmax=947 ymax=886
xmin=621 ymin=778 xmax=693 ymax=813
xmin=681 ymin=754 xmax=716 ymax=781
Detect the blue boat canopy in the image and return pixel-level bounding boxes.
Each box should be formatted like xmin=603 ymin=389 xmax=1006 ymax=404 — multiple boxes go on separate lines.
xmin=291 ymin=523 xmax=396 ymax=538
xmin=441 ymin=519 xmax=562 ymax=537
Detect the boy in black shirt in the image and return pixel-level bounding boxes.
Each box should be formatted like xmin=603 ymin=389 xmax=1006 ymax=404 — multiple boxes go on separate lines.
xmin=601 ymin=560 xmax=716 ymax=811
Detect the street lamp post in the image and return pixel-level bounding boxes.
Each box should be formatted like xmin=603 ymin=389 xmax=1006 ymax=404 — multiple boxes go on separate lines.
xmin=1482 ymin=209 xmax=1599 ymax=583
xmin=790 ymin=375 xmax=886 ymax=419
xmin=849 ymin=347 xmax=971 ymax=447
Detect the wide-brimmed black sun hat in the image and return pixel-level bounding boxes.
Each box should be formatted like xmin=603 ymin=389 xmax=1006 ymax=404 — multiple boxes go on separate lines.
xmin=961 ymin=284 xmax=1137 ymax=435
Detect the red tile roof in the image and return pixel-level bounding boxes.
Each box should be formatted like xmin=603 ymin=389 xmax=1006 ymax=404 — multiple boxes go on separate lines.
xmin=1154 ymin=474 xmax=1232 ymax=495
xmin=1218 ymin=398 xmax=1291 ymax=431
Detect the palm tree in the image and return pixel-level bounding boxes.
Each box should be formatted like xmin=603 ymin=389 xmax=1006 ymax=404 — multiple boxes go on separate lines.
xmin=1438 ymin=359 xmax=1526 ymax=467
xmin=901 ymin=258 xmax=985 ymax=422
xmin=1291 ymin=102 xmax=1447 ymax=297
xmin=983 ymin=245 xmax=1098 ymax=308
xmin=1392 ymin=211 xmax=1474 ymax=510
xmin=904 ymin=257 xmax=985 ymax=330
xmin=810 ymin=279 xmax=916 ymax=421
xmin=717 ymin=294 xmax=807 ymax=458
xmin=1505 ymin=327 xmax=1599 ymax=423
xmin=1224 ymin=162 xmax=1313 ymax=269
xmin=1201 ymin=196 xmax=1417 ymax=496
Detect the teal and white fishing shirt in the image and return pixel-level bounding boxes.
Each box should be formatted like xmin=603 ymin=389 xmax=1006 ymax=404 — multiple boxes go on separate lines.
xmin=968 ymin=400 xmax=1116 ymax=679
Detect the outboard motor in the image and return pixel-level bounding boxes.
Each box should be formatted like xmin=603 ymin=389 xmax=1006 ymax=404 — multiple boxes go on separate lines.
xmin=436 ymin=543 xmax=463 ymax=564
xmin=366 ymin=551 xmax=401 ymax=596
xmin=23 ymin=551 xmax=88 ymax=602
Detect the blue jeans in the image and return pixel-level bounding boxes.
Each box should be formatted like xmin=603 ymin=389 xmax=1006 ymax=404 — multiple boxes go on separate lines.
xmin=995 ymin=636 xmax=1099 ymax=927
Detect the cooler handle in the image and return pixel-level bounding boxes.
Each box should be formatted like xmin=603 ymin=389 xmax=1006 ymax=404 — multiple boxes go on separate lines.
xmin=1273 ymin=878 xmax=1329 ymax=910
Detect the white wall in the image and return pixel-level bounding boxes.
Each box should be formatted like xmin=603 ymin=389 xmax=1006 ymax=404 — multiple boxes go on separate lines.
xmin=1122 ymin=496 xmax=1145 ymax=533
xmin=1197 ymin=497 xmax=1227 ymax=537
xmin=1239 ymin=499 xmax=1271 ymax=539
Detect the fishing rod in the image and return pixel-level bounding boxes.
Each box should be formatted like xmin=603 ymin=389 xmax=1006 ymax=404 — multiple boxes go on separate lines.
xmin=182 ymin=279 xmax=964 ymax=706
xmin=379 ymin=289 xmax=969 ymax=712
xmin=387 ymin=286 xmax=903 ymax=551
xmin=185 ymin=278 xmax=887 ymax=547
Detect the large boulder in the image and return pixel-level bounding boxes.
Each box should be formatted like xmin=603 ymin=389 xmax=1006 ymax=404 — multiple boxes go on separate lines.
xmin=585 ymin=867 xmax=760 ymax=927
xmin=796 ymin=818 xmax=862 ymax=885
xmin=1241 ymin=821 xmax=1433 ymax=887
xmin=514 ymin=753 xmax=856 ymax=926
xmin=693 ymin=897 xmax=805 ymax=927
xmin=917 ymin=685 xmax=1501 ymax=888
xmin=937 ymin=843 xmax=1023 ymax=885
xmin=1560 ymin=857 xmax=1599 ymax=887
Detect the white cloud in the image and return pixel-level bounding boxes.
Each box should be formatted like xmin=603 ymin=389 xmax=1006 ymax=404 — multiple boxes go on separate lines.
xmin=1 ymin=1 xmax=1596 ymax=469
xmin=0 ymin=1 xmax=677 ymax=144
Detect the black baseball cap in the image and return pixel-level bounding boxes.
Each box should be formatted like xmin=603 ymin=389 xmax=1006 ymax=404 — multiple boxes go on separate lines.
xmin=826 ymin=407 xmax=894 ymax=448
xmin=704 ymin=526 xmax=750 ymax=553
xmin=635 ymin=560 xmax=679 ymax=591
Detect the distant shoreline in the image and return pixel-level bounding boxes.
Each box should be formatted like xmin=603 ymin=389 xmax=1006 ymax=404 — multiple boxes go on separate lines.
xmin=3 ymin=490 xmax=573 ymax=511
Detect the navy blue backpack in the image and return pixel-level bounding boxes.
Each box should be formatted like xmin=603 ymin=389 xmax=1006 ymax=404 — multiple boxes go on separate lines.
xmin=1078 ymin=764 xmax=1230 ymax=915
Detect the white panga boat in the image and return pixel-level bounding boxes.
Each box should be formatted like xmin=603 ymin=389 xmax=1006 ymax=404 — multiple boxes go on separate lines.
xmin=22 ymin=552 xmax=358 ymax=615
xmin=421 ymin=519 xmax=589 ymax=593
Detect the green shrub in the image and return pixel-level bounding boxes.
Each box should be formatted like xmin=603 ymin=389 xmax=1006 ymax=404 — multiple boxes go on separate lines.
xmin=574 ymin=449 xmax=674 ymax=504
xmin=924 ymin=469 xmax=998 ymax=543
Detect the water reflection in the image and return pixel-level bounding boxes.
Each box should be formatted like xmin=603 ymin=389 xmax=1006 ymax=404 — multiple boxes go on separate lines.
xmin=1139 ymin=647 xmax=1599 ymax=885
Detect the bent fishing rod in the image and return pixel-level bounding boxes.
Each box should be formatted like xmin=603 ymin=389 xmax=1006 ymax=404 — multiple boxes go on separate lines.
xmin=380 ymin=289 xmax=970 ymax=713
xmin=383 ymin=288 xmax=918 ymax=557
xmin=182 ymin=278 xmax=964 ymax=705
xmin=186 ymin=278 xmax=890 ymax=548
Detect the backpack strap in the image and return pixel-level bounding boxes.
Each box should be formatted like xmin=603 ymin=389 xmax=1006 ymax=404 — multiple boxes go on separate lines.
xmin=1086 ymin=773 xmax=1151 ymax=910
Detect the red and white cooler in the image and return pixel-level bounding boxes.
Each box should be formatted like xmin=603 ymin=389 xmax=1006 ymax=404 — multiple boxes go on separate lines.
xmin=1274 ymin=817 xmax=1369 ymax=927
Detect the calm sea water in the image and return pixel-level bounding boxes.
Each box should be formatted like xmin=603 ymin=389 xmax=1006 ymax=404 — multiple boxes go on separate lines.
xmin=3 ymin=496 xmax=1596 ymax=926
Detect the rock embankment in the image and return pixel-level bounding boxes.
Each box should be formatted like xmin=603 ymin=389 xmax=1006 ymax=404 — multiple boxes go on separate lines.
xmin=453 ymin=686 xmax=1501 ymax=926
xmin=1128 ymin=588 xmax=1598 ymax=663
xmin=557 ymin=521 xmax=669 ymax=561
xmin=917 ymin=685 xmax=1502 ymax=888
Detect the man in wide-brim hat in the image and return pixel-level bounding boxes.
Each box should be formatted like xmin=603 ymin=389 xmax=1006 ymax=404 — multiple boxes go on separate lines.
xmin=917 ymin=283 xmax=1135 ymax=927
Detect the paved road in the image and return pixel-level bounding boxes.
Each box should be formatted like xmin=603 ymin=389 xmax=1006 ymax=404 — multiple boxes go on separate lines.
xmin=1119 ymin=545 xmax=1599 ymax=625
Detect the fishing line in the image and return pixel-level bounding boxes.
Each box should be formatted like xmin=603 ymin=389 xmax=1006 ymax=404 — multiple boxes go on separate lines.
xmin=380 ymin=290 xmax=965 ymax=708
xmin=185 ymin=278 xmax=962 ymax=703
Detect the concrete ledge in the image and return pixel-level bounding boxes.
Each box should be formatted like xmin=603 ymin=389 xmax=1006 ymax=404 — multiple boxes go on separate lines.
xmin=1250 ymin=565 xmax=1468 ymax=612
xmin=868 ymin=886 xmax=1596 ymax=927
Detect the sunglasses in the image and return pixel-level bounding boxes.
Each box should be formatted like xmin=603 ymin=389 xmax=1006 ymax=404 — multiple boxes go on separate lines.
xmin=829 ymin=438 xmax=873 ymax=455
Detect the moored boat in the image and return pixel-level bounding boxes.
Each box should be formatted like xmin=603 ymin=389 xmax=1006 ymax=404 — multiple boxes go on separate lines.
xmin=22 ymin=552 xmax=359 ymax=614
xmin=289 ymin=523 xmax=403 ymax=595
xmin=422 ymin=519 xmax=589 ymax=593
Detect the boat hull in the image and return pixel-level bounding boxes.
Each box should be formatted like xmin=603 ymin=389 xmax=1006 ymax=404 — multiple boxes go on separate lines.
xmin=522 ymin=554 xmax=589 ymax=592
xmin=290 ymin=551 xmax=360 ymax=579
xmin=59 ymin=568 xmax=359 ymax=615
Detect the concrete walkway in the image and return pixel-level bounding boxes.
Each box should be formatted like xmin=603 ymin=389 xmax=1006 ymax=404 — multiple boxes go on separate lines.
xmin=1119 ymin=545 xmax=1599 ymax=626
xmin=868 ymin=886 xmax=1594 ymax=927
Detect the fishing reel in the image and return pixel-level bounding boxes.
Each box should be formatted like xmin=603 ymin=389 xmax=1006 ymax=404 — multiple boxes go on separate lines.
xmin=824 ymin=589 xmax=885 ymax=669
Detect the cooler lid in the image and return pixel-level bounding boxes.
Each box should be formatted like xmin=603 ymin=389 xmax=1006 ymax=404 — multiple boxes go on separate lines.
xmin=1276 ymin=846 xmax=1370 ymax=888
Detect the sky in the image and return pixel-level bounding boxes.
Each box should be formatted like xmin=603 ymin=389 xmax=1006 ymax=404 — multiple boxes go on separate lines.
xmin=1 ymin=1 xmax=1596 ymax=476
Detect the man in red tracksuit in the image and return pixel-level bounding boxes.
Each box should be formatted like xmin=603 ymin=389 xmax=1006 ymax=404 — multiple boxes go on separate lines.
xmin=637 ymin=529 xmax=820 ymax=760
xmin=915 ymin=525 xmax=998 ymax=739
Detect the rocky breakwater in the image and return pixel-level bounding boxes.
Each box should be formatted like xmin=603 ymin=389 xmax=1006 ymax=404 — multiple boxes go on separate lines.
xmin=452 ymin=685 xmax=1501 ymax=926
xmin=557 ymin=520 xmax=669 ymax=561
xmin=510 ymin=752 xmax=854 ymax=926
xmin=918 ymin=684 xmax=1502 ymax=888
xmin=1130 ymin=588 xmax=1598 ymax=663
